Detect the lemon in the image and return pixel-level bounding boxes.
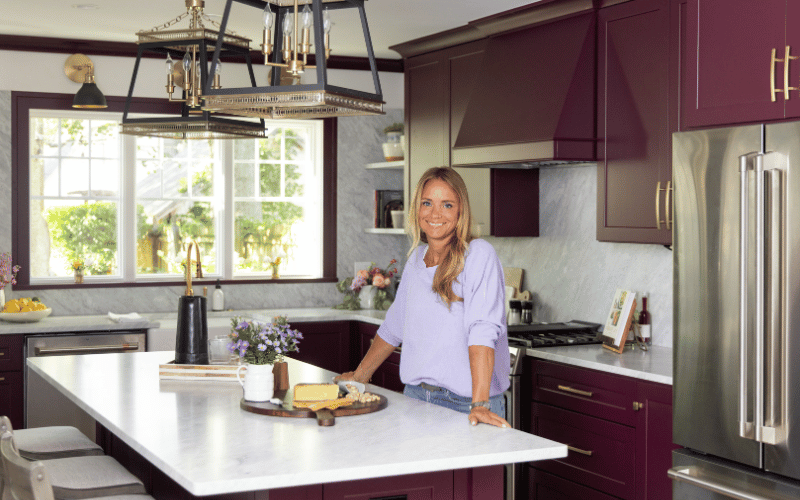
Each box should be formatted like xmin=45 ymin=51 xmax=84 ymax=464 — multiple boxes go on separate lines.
xmin=19 ymin=305 xmax=32 ymax=313
xmin=4 ymin=300 xmax=21 ymax=313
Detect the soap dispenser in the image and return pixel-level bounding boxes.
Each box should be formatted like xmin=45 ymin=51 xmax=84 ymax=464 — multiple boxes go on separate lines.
xmin=212 ymin=279 xmax=225 ymax=311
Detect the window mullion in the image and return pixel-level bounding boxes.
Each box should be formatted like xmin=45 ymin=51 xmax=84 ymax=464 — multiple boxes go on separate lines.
xmin=221 ymin=140 xmax=233 ymax=280
xmin=121 ymin=133 xmax=137 ymax=281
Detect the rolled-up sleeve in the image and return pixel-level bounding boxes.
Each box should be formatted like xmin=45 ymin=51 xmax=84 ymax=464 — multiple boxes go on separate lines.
xmin=462 ymin=240 xmax=506 ymax=348
xmin=377 ymin=257 xmax=411 ymax=348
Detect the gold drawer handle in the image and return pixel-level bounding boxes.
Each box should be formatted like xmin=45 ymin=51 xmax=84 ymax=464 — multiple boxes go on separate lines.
xmin=0 ymin=377 xmax=4 ymax=382
xmin=568 ymin=445 xmax=593 ymax=456
xmin=557 ymin=385 xmax=593 ymax=397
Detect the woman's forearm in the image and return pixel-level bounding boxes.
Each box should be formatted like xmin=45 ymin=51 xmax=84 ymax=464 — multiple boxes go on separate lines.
xmin=468 ymin=345 xmax=495 ymax=402
xmin=353 ymin=334 xmax=397 ymax=384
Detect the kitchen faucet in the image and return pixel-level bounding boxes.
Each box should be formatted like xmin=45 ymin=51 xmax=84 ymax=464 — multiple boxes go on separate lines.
xmin=184 ymin=240 xmax=203 ymax=296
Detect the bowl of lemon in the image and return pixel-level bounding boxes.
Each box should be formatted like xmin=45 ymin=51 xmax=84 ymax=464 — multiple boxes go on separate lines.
xmin=1 ymin=297 xmax=51 ymax=323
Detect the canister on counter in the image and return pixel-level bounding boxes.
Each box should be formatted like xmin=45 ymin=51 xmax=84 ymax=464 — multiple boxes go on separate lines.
xmin=521 ymin=301 xmax=533 ymax=324
xmin=508 ymin=300 xmax=522 ymax=326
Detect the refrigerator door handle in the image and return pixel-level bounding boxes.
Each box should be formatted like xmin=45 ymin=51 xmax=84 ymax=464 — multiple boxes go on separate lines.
xmin=754 ymin=153 xmax=767 ymax=445
xmin=669 ymin=466 xmax=773 ymax=500
xmin=739 ymin=152 xmax=756 ymax=440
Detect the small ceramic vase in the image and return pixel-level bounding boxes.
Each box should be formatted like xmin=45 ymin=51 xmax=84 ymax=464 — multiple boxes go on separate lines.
xmin=359 ymin=285 xmax=378 ymax=309
xmin=236 ymin=363 xmax=275 ymax=402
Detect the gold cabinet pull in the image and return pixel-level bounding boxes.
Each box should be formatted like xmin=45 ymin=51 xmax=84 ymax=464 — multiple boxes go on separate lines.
xmin=0 ymin=377 xmax=4 ymax=382
xmin=633 ymin=401 xmax=643 ymax=411
xmin=557 ymin=385 xmax=593 ymax=397
xmin=771 ymin=46 xmax=798 ymax=102
xmin=665 ymin=181 xmax=673 ymax=230
xmin=568 ymin=445 xmax=593 ymax=456
xmin=656 ymin=181 xmax=662 ymax=229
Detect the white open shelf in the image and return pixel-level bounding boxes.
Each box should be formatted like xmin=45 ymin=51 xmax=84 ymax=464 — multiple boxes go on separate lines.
xmin=365 ymin=160 xmax=404 ymax=170
xmin=363 ymin=228 xmax=406 ymax=235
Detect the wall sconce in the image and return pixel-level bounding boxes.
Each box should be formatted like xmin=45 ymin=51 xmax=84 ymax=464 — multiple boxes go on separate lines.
xmin=64 ymin=54 xmax=108 ymax=109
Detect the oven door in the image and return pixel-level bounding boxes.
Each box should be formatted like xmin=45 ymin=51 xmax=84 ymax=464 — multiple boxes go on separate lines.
xmin=25 ymin=332 xmax=146 ymax=440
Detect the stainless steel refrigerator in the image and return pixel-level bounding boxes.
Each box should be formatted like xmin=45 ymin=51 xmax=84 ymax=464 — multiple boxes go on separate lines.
xmin=671 ymin=122 xmax=800 ymax=499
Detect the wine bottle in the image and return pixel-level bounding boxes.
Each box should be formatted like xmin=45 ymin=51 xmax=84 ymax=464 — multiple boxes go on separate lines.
xmin=637 ymin=295 xmax=651 ymax=344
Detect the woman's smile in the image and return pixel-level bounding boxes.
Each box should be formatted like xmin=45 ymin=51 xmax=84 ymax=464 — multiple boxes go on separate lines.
xmin=419 ymin=178 xmax=460 ymax=244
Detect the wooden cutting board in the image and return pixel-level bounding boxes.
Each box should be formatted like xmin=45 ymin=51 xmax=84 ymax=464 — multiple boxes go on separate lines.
xmin=240 ymin=387 xmax=388 ymax=426
xmin=504 ymin=267 xmax=523 ymax=296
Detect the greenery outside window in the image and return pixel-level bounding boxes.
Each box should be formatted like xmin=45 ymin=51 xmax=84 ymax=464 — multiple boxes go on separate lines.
xmin=14 ymin=93 xmax=334 ymax=288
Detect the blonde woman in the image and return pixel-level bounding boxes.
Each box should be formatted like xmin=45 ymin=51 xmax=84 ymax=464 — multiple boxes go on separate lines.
xmin=337 ymin=167 xmax=509 ymax=428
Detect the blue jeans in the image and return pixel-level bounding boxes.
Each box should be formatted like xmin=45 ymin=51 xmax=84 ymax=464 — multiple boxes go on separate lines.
xmin=404 ymin=383 xmax=506 ymax=419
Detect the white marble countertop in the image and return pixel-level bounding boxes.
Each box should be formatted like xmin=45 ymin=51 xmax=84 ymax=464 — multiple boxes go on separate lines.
xmin=0 ymin=315 xmax=159 ymax=335
xmin=525 ymin=344 xmax=673 ymax=385
xmin=27 ymin=352 xmax=566 ymax=496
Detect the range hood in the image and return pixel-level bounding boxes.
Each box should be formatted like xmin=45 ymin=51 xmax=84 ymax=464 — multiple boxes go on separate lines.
xmin=452 ymin=12 xmax=597 ymax=168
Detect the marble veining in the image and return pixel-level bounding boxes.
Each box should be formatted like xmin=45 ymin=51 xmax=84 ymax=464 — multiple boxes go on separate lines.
xmin=27 ymin=352 xmax=567 ymax=495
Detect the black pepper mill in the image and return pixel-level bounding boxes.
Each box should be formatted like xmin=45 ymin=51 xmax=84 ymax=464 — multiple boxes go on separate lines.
xmin=175 ymin=241 xmax=208 ymax=365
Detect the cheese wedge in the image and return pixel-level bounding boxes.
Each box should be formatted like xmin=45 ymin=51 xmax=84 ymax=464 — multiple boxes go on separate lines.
xmin=293 ymin=383 xmax=339 ymax=402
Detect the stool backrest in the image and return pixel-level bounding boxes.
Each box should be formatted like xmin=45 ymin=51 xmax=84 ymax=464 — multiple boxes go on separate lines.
xmin=0 ymin=431 xmax=55 ymax=500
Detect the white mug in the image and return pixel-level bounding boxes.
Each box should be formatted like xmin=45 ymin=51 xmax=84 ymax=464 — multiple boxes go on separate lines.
xmin=236 ymin=363 xmax=275 ymax=402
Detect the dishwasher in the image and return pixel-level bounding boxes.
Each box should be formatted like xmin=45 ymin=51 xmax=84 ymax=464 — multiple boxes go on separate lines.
xmin=25 ymin=331 xmax=146 ymax=441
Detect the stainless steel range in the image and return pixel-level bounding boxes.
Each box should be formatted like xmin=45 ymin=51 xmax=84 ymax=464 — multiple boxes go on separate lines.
xmin=507 ymin=320 xmax=603 ymax=349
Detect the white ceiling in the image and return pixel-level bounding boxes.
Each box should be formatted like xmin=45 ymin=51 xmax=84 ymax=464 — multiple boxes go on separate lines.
xmin=1 ymin=0 xmax=538 ymax=60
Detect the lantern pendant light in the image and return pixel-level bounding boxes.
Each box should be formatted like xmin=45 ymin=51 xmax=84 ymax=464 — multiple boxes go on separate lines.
xmin=121 ymin=0 xmax=268 ymax=139
xmin=201 ymin=0 xmax=384 ymax=120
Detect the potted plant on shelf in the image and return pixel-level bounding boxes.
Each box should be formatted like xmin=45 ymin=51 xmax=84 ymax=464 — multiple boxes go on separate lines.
xmin=229 ymin=316 xmax=303 ymax=401
xmin=382 ymin=123 xmax=404 ymax=161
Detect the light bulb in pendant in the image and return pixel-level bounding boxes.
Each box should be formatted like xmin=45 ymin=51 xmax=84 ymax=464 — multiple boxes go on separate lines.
xmin=323 ymin=8 xmax=331 ymax=33
xmin=182 ymin=50 xmax=192 ymax=73
xmin=302 ymin=4 xmax=312 ymax=29
xmin=263 ymin=4 xmax=274 ymax=29
xmin=283 ymin=13 xmax=294 ymax=35
xmin=165 ymin=54 xmax=174 ymax=74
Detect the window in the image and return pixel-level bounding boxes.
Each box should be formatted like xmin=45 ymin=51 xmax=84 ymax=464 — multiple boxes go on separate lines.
xmin=12 ymin=93 xmax=336 ymax=288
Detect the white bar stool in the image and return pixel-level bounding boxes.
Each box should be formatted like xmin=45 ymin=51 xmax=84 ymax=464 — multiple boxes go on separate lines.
xmin=1 ymin=431 xmax=148 ymax=500
xmin=0 ymin=418 xmax=102 ymax=461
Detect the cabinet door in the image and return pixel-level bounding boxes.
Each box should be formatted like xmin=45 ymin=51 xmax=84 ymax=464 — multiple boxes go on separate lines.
xmin=406 ymin=52 xmax=447 ymax=208
xmin=529 ymin=468 xmax=621 ymax=500
xmin=0 ymin=371 xmax=23 ymax=430
xmin=323 ymin=470 xmax=453 ymax=500
xmin=597 ymin=0 xmax=673 ymax=244
xmin=287 ymin=322 xmax=352 ymax=374
xmin=684 ymin=0 xmax=786 ymax=127
xmin=358 ymin=322 xmax=403 ymax=392
xmin=635 ymin=381 xmax=677 ymax=500
xmin=784 ymin=2 xmax=800 ymax=119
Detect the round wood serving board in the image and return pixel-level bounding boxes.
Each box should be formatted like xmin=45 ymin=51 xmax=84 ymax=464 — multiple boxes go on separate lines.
xmin=240 ymin=388 xmax=388 ymax=426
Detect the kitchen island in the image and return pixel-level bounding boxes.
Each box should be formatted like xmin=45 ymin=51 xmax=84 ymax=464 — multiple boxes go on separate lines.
xmin=27 ymin=351 xmax=567 ymax=499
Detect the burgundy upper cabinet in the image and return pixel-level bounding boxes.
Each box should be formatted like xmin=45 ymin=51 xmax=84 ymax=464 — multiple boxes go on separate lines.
xmin=683 ymin=0 xmax=787 ymax=128
xmin=597 ymin=0 xmax=673 ymax=244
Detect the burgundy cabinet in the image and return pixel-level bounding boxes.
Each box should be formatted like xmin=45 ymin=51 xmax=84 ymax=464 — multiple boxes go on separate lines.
xmin=597 ymin=0 xmax=674 ymax=245
xmin=286 ymin=321 xmax=352 ymax=375
xmin=358 ymin=322 xmax=403 ymax=393
xmin=324 ymin=470 xmax=453 ymax=500
xmin=528 ymin=359 xmax=675 ymax=500
xmin=683 ymin=0 xmax=788 ymax=128
xmin=0 ymin=334 xmax=24 ymax=429
xmin=404 ymin=40 xmax=539 ymax=237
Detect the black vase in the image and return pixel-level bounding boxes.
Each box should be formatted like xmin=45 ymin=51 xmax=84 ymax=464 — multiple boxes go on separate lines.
xmin=175 ymin=295 xmax=209 ymax=365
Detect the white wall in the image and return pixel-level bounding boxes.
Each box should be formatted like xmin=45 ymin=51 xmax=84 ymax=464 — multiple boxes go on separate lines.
xmin=0 ymin=50 xmax=404 ymax=109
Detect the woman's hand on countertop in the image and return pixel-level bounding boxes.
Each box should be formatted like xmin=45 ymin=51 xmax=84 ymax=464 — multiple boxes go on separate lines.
xmin=333 ymin=371 xmax=369 ymax=385
xmin=468 ymin=406 xmax=509 ymax=428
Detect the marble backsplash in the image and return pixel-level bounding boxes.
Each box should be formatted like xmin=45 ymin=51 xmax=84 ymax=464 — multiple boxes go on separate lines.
xmin=487 ymin=166 xmax=673 ymax=347
xmin=0 ymin=90 xmax=671 ymax=346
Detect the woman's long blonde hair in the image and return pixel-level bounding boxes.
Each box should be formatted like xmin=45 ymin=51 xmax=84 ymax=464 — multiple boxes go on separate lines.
xmin=407 ymin=167 xmax=475 ymax=307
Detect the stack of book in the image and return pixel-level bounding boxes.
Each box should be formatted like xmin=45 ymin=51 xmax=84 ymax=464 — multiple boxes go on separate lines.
xmin=374 ymin=190 xmax=403 ymax=228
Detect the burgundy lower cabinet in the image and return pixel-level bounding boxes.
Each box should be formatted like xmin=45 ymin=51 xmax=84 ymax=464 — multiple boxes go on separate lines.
xmin=528 ymin=359 xmax=675 ymax=500
xmin=358 ymin=322 xmax=404 ymax=393
xmin=0 ymin=334 xmax=24 ymax=429
xmin=98 ymin=424 xmax=501 ymax=500
xmin=284 ymin=321 xmax=353 ymax=375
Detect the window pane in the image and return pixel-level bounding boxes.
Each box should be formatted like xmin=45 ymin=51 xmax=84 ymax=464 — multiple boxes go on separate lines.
xmin=91 ymin=160 xmax=120 ymax=196
xmin=163 ymin=160 xmax=189 ymax=198
xmin=259 ymin=134 xmax=281 ymax=160
xmin=61 ymin=159 xmax=90 ymax=196
xmin=190 ymin=139 xmax=214 ymax=159
xmin=30 ymin=158 xmax=59 ymax=197
xmin=191 ymin=162 xmax=214 ymax=197
xmin=136 ymin=136 xmax=161 ymax=160
xmin=60 ymin=119 xmax=90 ymax=157
xmin=285 ymin=128 xmax=307 ymax=161
xmin=233 ymin=201 xmax=302 ymax=272
xmin=234 ymin=139 xmax=254 ymax=160
xmin=90 ymin=120 xmax=120 ymax=158
xmin=234 ymin=162 xmax=255 ymax=197
xmin=32 ymin=199 xmax=119 ymax=277
xmin=136 ymin=160 xmax=162 ymax=198
xmin=285 ymin=164 xmax=304 ymax=197
xmin=30 ymin=118 xmax=59 ymax=156
xmin=259 ymin=163 xmax=281 ymax=196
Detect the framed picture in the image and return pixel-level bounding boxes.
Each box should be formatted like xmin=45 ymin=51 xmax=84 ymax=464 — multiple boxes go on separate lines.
xmin=602 ymin=289 xmax=637 ymax=353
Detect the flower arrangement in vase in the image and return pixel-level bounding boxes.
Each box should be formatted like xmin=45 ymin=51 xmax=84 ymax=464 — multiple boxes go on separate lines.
xmin=71 ymin=260 xmax=85 ymax=283
xmin=0 ymin=253 xmax=21 ymax=307
xmin=229 ymin=316 xmax=303 ymax=402
xmin=334 ymin=259 xmax=397 ymax=311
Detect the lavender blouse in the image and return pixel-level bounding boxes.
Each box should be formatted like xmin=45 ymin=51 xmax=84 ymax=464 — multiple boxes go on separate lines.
xmin=377 ymin=239 xmax=510 ymax=398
